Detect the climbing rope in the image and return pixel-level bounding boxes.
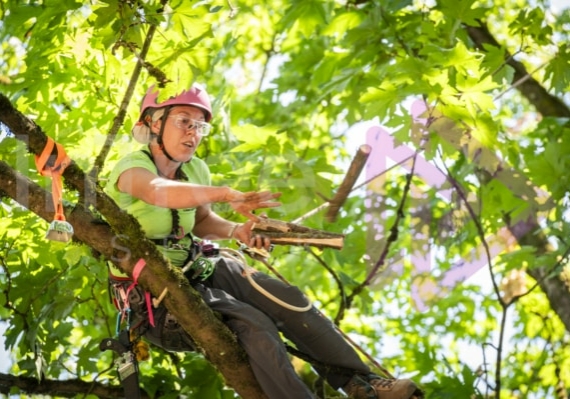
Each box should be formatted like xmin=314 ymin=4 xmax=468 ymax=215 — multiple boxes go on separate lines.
xmin=221 ymin=246 xmax=313 ymax=313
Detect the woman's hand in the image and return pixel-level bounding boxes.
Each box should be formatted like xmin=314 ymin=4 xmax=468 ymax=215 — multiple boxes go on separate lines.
xmin=225 ymin=189 xmax=282 ymax=221
xmin=232 ymin=219 xmax=272 ymax=250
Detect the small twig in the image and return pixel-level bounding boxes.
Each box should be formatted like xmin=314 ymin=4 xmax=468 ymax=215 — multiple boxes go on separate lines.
xmin=306 ymin=247 xmax=347 ymax=325
xmin=506 ymin=245 xmax=570 ymax=306
xmin=435 ymin=153 xmax=500 ymax=302
xmin=494 ymin=306 xmax=509 ymax=398
xmin=352 ymin=155 xmax=415 ymax=192
xmin=367 ymin=154 xmax=418 ymax=285
xmin=292 ymin=202 xmax=330 ymax=224
xmin=89 ymin=10 xmax=161 ymax=179
xmin=480 ymin=342 xmax=492 ymax=397
xmin=343 ymin=153 xmax=419 ymax=308
xmin=0 ymin=240 xmax=30 ymax=331
xmin=494 ymin=60 xmax=549 ymax=101
xmin=335 ymin=330 xmax=395 ymax=379
xmin=226 ymin=0 xmax=239 ymax=18
xmin=434 ymin=154 xmax=504 ymax=396
xmin=27 ymin=263 xmax=71 ymax=307
xmin=256 ymin=33 xmax=277 ymax=95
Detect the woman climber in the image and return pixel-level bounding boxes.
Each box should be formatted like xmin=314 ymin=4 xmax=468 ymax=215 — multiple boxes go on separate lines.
xmin=104 ymin=83 xmax=422 ymax=399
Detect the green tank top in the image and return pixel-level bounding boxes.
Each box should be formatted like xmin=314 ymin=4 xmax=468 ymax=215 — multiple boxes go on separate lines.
xmin=105 ymin=149 xmax=211 ymax=274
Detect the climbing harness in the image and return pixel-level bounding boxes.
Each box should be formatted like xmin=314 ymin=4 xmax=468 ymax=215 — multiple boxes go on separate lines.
xmin=181 ymin=241 xmax=218 ymax=280
xmin=152 ymin=240 xmax=219 ymax=307
xmin=100 ymin=259 xmax=150 ymax=398
xmin=101 ymin=240 xmax=370 ymax=397
xmin=112 ymin=259 xmax=155 ymax=328
xmin=149 ymin=239 xmax=312 ymax=313
xmin=34 ymin=137 xmax=73 ymax=242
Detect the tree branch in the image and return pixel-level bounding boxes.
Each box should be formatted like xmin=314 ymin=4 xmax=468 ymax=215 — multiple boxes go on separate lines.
xmin=465 ymin=21 xmax=570 ymax=117
xmin=0 ymin=372 xmax=148 ymax=399
xmin=464 ymin=22 xmax=570 ymax=335
xmin=90 ymin=7 xmax=161 ymax=179
xmin=325 ymin=144 xmax=371 ymax=223
xmin=0 ymin=93 xmax=268 ymax=399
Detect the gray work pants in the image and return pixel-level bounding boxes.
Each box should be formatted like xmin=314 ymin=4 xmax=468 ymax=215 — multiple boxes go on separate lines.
xmin=191 ymin=258 xmax=371 ymax=399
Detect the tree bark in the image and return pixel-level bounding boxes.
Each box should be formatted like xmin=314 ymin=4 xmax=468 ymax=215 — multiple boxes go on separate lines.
xmin=466 ymin=22 xmax=570 ymax=118
xmin=0 ymin=373 xmax=149 ymax=399
xmin=506 ymin=216 xmax=570 ymax=333
xmin=466 ymin=22 xmax=570 ymax=331
xmin=0 ymin=93 xmax=268 ymax=399
xmin=252 ymin=218 xmax=345 ymax=249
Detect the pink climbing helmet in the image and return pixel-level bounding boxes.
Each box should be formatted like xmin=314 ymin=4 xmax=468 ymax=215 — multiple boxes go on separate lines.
xmin=140 ymin=85 xmax=212 ymax=122
xmin=132 ymin=84 xmax=213 ymax=144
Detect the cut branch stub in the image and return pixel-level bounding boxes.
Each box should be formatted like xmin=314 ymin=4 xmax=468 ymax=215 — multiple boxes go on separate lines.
xmin=252 ymin=218 xmax=345 ymax=250
xmin=325 ymin=144 xmax=371 ymax=223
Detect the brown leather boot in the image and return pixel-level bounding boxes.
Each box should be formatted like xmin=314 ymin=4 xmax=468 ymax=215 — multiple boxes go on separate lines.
xmin=344 ymin=373 xmax=422 ymax=399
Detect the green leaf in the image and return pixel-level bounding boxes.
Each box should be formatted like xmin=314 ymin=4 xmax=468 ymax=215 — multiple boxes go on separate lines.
xmin=439 ymin=41 xmax=482 ymax=75
xmin=360 ymin=82 xmax=406 ymax=121
xmin=480 ymin=43 xmax=515 ymax=84
xmin=508 ymin=7 xmax=553 ymax=46
xmin=544 ymin=44 xmax=570 ymax=94
xmin=322 ymin=11 xmax=364 ymax=37
xmin=229 ymin=124 xmax=283 ymax=152
xmin=438 ymin=0 xmax=488 ymax=26
xmin=280 ymin=0 xmax=328 ymax=37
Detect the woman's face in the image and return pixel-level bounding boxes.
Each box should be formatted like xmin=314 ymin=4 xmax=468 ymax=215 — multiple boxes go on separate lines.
xmin=153 ymin=105 xmax=207 ymax=162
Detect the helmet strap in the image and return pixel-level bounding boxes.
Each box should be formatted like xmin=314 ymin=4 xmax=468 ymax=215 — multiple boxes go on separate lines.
xmin=155 ymin=106 xmax=191 ymax=164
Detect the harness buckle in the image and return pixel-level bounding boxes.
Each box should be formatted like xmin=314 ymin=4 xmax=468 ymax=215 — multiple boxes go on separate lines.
xmin=116 ymin=352 xmax=138 ymax=381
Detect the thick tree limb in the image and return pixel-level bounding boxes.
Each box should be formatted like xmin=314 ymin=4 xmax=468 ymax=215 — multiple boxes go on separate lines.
xmin=506 ymin=216 xmax=570 ymax=333
xmin=0 ymin=93 xmax=268 ymax=399
xmin=466 ymin=22 xmax=570 ymax=118
xmin=464 ymin=21 xmax=570 ymax=334
xmin=0 ymin=372 xmax=150 ymax=399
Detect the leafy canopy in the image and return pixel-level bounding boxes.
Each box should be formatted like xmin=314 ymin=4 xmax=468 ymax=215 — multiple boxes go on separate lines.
xmin=1 ymin=0 xmax=570 ymax=398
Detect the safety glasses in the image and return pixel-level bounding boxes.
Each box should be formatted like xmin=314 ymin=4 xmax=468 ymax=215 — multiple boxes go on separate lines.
xmin=168 ymin=115 xmax=212 ymax=136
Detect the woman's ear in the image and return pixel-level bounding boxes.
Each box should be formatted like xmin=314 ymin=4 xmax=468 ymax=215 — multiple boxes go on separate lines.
xmin=150 ymin=118 xmax=162 ymax=133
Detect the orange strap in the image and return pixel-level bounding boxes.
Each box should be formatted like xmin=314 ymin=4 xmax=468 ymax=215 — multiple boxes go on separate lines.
xmin=34 ymin=137 xmax=71 ymax=221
